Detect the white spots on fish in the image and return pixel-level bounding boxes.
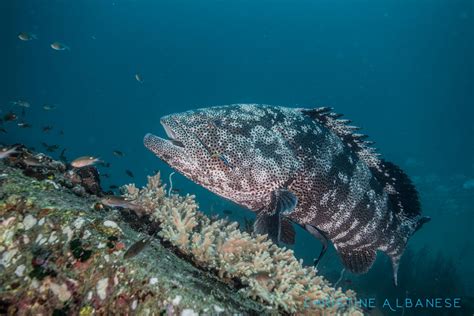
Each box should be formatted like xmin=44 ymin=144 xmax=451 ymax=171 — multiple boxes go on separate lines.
xmin=320 ymin=191 xmax=331 ymax=207
xmin=298 ymin=208 xmax=318 ymax=225
xmin=384 ymin=183 xmax=397 ymax=194
xmin=301 ymin=124 xmax=312 ymax=133
xmin=338 ymin=172 xmax=349 ymax=184
xmin=228 ymin=120 xmax=242 ymax=128
xmin=358 ymin=237 xmax=379 ymax=250
xmin=233 ymin=104 xmax=265 ymax=121
xmin=329 ymin=160 xmax=371 ymax=232
xmin=337 ymin=220 xmax=372 ymax=248
xmin=333 ymin=219 xmax=360 ymax=242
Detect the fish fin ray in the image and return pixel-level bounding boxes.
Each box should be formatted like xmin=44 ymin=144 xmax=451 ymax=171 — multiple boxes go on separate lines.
xmin=339 ymin=248 xmax=376 ymax=274
xmin=301 ymin=107 xmax=429 ymax=234
xmin=389 ymin=254 xmax=401 ymax=286
xmin=254 ymin=211 xmax=280 ymax=242
xmin=304 ymin=224 xmax=329 ymax=267
xmin=253 ymin=189 xmax=298 ymax=243
xmin=274 ymin=189 xmax=298 ymax=215
xmin=280 ymin=219 xmax=296 ymax=245
xmin=379 ymin=160 xmax=429 ymax=233
xmin=301 ymin=107 xmax=382 ymax=170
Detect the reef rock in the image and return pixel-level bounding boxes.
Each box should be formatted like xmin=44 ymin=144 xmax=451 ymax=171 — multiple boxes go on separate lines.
xmin=0 ymin=148 xmax=361 ymax=315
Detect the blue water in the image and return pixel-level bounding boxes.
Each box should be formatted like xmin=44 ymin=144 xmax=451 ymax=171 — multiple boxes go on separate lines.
xmin=2 ymin=0 xmax=473 ymax=314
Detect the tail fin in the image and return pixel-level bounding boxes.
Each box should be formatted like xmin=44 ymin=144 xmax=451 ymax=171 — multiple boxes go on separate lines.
xmin=414 ymin=215 xmax=431 ymax=233
xmin=373 ymin=160 xmax=430 ymax=285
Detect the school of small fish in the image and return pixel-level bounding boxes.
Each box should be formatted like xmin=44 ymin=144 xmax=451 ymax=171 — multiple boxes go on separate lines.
xmin=2 ymin=27 xmax=143 ymax=194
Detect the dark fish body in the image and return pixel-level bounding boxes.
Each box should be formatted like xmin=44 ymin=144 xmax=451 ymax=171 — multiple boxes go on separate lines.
xmin=123 ymin=236 xmax=153 ymax=259
xmin=4 ymin=112 xmax=17 ymax=121
xmin=144 ymin=104 xmax=430 ymax=284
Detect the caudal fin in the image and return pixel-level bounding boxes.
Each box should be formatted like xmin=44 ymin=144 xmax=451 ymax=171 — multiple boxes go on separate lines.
xmin=374 ymin=160 xmax=430 ymax=285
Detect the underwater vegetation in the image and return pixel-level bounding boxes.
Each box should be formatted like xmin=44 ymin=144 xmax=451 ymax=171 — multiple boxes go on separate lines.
xmin=0 ymin=146 xmax=361 ymax=315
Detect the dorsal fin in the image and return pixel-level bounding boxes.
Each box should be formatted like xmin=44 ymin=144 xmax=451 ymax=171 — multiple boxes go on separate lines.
xmin=301 ymin=107 xmax=426 ymax=227
xmin=300 ymin=107 xmax=383 ymax=171
xmin=380 ymin=160 xmax=421 ymax=219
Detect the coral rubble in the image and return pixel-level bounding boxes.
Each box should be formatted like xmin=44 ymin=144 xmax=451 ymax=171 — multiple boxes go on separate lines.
xmin=0 ymin=147 xmax=361 ymax=315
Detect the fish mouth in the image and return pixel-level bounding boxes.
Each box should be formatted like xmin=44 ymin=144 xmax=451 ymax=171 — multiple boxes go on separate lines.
xmin=144 ymin=131 xmax=186 ymax=160
xmin=160 ymin=119 xmax=185 ymax=148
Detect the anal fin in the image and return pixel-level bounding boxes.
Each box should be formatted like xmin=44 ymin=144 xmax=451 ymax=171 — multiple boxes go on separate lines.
xmin=280 ymin=219 xmax=296 ymax=245
xmin=254 ymin=210 xmax=280 ymax=242
xmin=339 ymin=248 xmax=376 ymax=274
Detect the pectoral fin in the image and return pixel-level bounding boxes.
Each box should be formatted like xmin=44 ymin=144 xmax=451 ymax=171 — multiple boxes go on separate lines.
xmin=274 ymin=189 xmax=298 ymax=215
xmin=254 ymin=189 xmax=297 ymax=244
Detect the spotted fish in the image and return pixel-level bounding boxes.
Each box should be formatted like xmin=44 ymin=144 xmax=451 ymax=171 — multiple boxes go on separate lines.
xmin=144 ymin=104 xmax=430 ymax=285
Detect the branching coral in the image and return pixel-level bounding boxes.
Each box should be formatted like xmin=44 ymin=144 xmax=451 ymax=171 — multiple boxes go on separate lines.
xmin=123 ymin=173 xmax=361 ymax=314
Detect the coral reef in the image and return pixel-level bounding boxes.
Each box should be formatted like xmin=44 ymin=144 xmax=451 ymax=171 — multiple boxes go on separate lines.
xmin=123 ymin=174 xmax=361 ymax=314
xmin=0 ymin=157 xmax=263 ymax=314
xmin=0 ymin=147 xmax=361 ymax=315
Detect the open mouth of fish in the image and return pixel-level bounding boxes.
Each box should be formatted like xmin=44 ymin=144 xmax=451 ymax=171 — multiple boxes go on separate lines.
xmin=160 ymin=119 xmax=185 ymax=148
xmin=144 ymin=118 xmax=187 ymax=161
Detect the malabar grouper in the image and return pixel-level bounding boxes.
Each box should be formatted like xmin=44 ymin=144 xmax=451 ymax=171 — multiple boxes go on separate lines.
xmin=144 ymin=104 xmax=430 ymax=285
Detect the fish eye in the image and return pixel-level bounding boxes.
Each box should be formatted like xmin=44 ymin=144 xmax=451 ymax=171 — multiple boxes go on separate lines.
xmin=212 ymin=119 xmax=223 ymax=127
